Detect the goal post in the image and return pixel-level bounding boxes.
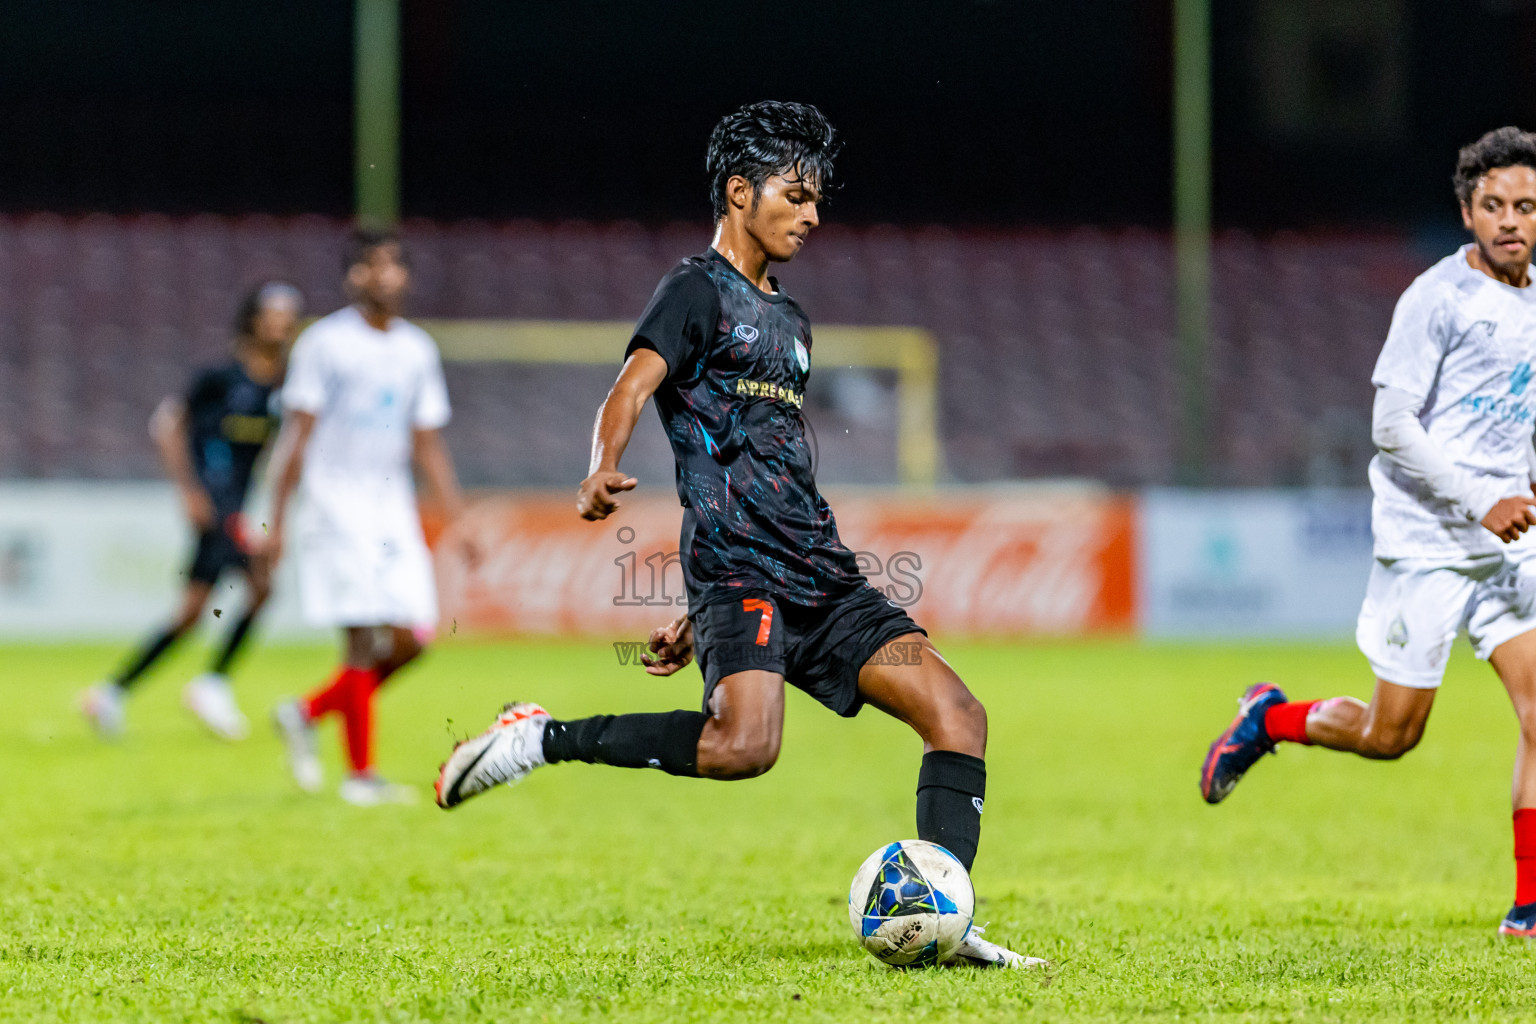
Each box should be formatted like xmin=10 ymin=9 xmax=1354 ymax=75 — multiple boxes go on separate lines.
xmin=420 ymin=319 xmax=940 ymax=487
xmin=1173 ymin=0 xmax=1212 ymax=484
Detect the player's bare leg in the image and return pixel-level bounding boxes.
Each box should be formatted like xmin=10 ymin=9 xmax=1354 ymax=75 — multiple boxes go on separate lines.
xmin=1490 ymin=629 xmax=1536 ymax=935
xmin=1303 ymin=680 xmax=1434 ymax=757
xmin=695 ymin=670 xmax=784 ymax=779
xmin=372 ymin=625 xmax=425 ymax=682
xmin=856 ymin=634 xmax=1044 ymax=969
xmin=1492 ymin=630 xmax=1536 ymax=808
xmin=856 ymin=635 xmax=985 ymax=758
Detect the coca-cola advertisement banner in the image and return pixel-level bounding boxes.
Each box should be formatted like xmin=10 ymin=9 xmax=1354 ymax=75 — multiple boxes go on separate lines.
xmin=433 ymin=489 xmax=1138 ymax=637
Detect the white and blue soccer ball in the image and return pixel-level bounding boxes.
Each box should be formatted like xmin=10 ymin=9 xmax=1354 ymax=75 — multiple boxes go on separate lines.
xmin=847 ymin=839 xmax=975 ymax=967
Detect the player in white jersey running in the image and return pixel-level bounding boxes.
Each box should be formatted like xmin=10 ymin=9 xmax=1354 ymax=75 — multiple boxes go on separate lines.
xmin=1199 ymin=127 xmax=1536 ymax=934
xmin=265 ymin=228 xmax=470 ymax=806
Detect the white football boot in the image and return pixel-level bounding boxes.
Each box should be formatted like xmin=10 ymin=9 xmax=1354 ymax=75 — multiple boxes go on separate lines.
xmin=79 ymin=682 xmax=126 ymax=739
xmin=435 ymin=702 xmax=551 ymax=809
xmin=339 ymin=774 xmax=417 ymax=806
xmin=947 ymin=925 xmax=1049 ymax=970
xmin=272 ymin=698 xmax=323 ymax=792
xmin=183 ymin=673 xmax=249 ymax=741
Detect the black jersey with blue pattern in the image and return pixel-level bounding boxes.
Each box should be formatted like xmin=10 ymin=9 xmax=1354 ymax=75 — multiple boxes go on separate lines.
xmin=185 ymin=362 xmax=279 ymax=520
xmin=625 ymin=248 xmax=866 ymax=612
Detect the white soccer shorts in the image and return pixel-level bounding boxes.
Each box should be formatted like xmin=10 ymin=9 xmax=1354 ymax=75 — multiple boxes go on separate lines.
xmin=296 ymin=518 xmax=439 ymax=630
xmin=1356 ymin=547 xmax=1536 ymax=688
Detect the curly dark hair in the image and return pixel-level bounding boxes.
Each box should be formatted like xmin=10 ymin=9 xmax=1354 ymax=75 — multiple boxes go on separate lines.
xmin=706 ymin=101 xmax=839 ymax=221
xmin=1453 ymin=126 xmax=1536 ymax=206
xmin=342 ymin=225 xmax=405 ymax=273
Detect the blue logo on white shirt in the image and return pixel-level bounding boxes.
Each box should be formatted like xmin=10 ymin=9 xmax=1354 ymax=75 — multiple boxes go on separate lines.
xmin=1459 ymin=361 xmax=1536 ymax=423
xmin=1460 ymin=393 xmax=1533 ymax=423
xmin=1511 ymin=362 xmax=1532 ymax=396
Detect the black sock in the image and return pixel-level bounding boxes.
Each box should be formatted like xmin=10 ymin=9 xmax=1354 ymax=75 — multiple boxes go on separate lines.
xmin=113 ymin=628 xmax=182 ymax=690
xmin=211 ymin=609 xmax=259 ymax=675
xmin=916 ymin=750 xmax=986 ymax=872
xmin=541 ymin=711 xmax=708 ymax=777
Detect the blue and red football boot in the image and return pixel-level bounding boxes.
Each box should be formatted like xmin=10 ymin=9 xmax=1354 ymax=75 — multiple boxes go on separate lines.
xmin=1200 ymin=683 xmax=1288 ymax=804
xmin=1499 ymin=902 xmax=1536 ymax=937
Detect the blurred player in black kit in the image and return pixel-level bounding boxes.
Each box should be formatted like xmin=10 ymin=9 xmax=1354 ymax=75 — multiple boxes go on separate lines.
xmin=81 ymin=282 xmax=302 ymax=741
xmin=436 ymin=102 xmax=1044 ymax=968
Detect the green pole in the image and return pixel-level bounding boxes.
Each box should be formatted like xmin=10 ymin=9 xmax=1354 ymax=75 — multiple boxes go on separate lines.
xmin=354 ymin=0 xmax=401 ymax=225
xmin=1173 ymin=0 xmax=1211 ymax=484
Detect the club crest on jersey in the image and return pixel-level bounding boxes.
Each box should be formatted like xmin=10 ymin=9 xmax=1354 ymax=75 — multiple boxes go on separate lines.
xmin=793 ymin=337 xmax=810 ymax=373
xmin=1386 ymin=616 xmax=1409 ymax=648
xmin=733 ymin=324 xmax=759 ymax=343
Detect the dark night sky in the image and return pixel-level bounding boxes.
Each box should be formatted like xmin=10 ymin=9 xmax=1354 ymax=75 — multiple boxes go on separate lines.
xmin=2 ymin=1 xmax=1534 ymax=229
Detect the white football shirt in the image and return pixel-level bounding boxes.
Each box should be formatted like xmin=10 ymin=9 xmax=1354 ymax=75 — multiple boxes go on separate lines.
xmin=1370 ymin=244 xmax=1536 ymax=558
xmin=281 ymin=305 xmax=451 ymax=535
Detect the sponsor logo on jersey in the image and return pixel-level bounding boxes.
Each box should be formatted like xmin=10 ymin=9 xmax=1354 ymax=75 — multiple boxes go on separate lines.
xmin=1459 ymin=392 xmax=1534 ymax=424
xmin=733 ymin=324 xmax=759 ymax=343
xmin=220 ymin=413 xmax=276 ymax=444
xmin=972 ymin=797 xmax=984 ymax=815
xmin=1512 ymin=362 xmax=1533 ymax=397
xmin=735 ymin=377 xmax=803 ymax=407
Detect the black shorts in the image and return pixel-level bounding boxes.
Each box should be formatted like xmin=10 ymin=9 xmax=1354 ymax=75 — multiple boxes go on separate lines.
xmin=692 ymin=583 xmax=926 ymax=718
xmin=186 ymin=524 xmax=248 ymax=584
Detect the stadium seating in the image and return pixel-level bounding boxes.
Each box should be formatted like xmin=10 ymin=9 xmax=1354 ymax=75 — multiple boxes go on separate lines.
xmin=0 ymin=215 xmax=1427 ymax=486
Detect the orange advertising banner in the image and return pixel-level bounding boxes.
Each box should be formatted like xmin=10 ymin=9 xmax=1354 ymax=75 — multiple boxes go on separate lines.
xmin=433 ymin=490 xmax=1137 ymax=637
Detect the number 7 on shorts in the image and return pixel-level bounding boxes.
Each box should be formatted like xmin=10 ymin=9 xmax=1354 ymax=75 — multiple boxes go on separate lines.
xmin=742 ymin=598 xmax=774 ymax=646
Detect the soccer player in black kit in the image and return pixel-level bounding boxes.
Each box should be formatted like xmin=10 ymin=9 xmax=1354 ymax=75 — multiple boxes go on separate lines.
xmin=81 ymin=282 xmax=301 ymax=741
xmin=435 ymin=102 xmax=1041 ymax=968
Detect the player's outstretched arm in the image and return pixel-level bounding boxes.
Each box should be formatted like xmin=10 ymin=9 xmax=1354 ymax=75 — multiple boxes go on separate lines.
xmin=577 ymin=348 xmax=669 ymax=521
xmin=263 ymin=410 xmax=315 ymax=565
xmin=150 ymin=397 xmax=214 ymax=532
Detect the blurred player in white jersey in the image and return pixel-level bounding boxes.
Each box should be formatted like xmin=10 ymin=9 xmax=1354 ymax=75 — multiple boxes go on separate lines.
xmin=1200 ymin=127 xmax=1536 ymax=934
xmin=265 ymin=228 xmax=469 ymax=806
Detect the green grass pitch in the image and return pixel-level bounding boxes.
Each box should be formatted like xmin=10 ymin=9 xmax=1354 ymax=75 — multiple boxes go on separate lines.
xmin=4 ymin=636 xmax=1536 ymax=1022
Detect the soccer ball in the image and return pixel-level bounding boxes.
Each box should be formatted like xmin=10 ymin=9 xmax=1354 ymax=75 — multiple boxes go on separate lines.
xmin=847 ymin=840 xmax=975 ymax=968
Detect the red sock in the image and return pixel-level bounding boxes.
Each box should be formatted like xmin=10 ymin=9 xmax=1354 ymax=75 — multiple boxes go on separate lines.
xmin=1515 ymin=809 xmax=1536 ymax=906
xmin=1264 ymin=700 xmax=1320 ymax=745
xmin=341 ymin=667 xmax=380 ymax=774
xmin=301 ymin=666 xmax=381 ymax=774
xmin=303 ymin=666 xmax=357 ymax=720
